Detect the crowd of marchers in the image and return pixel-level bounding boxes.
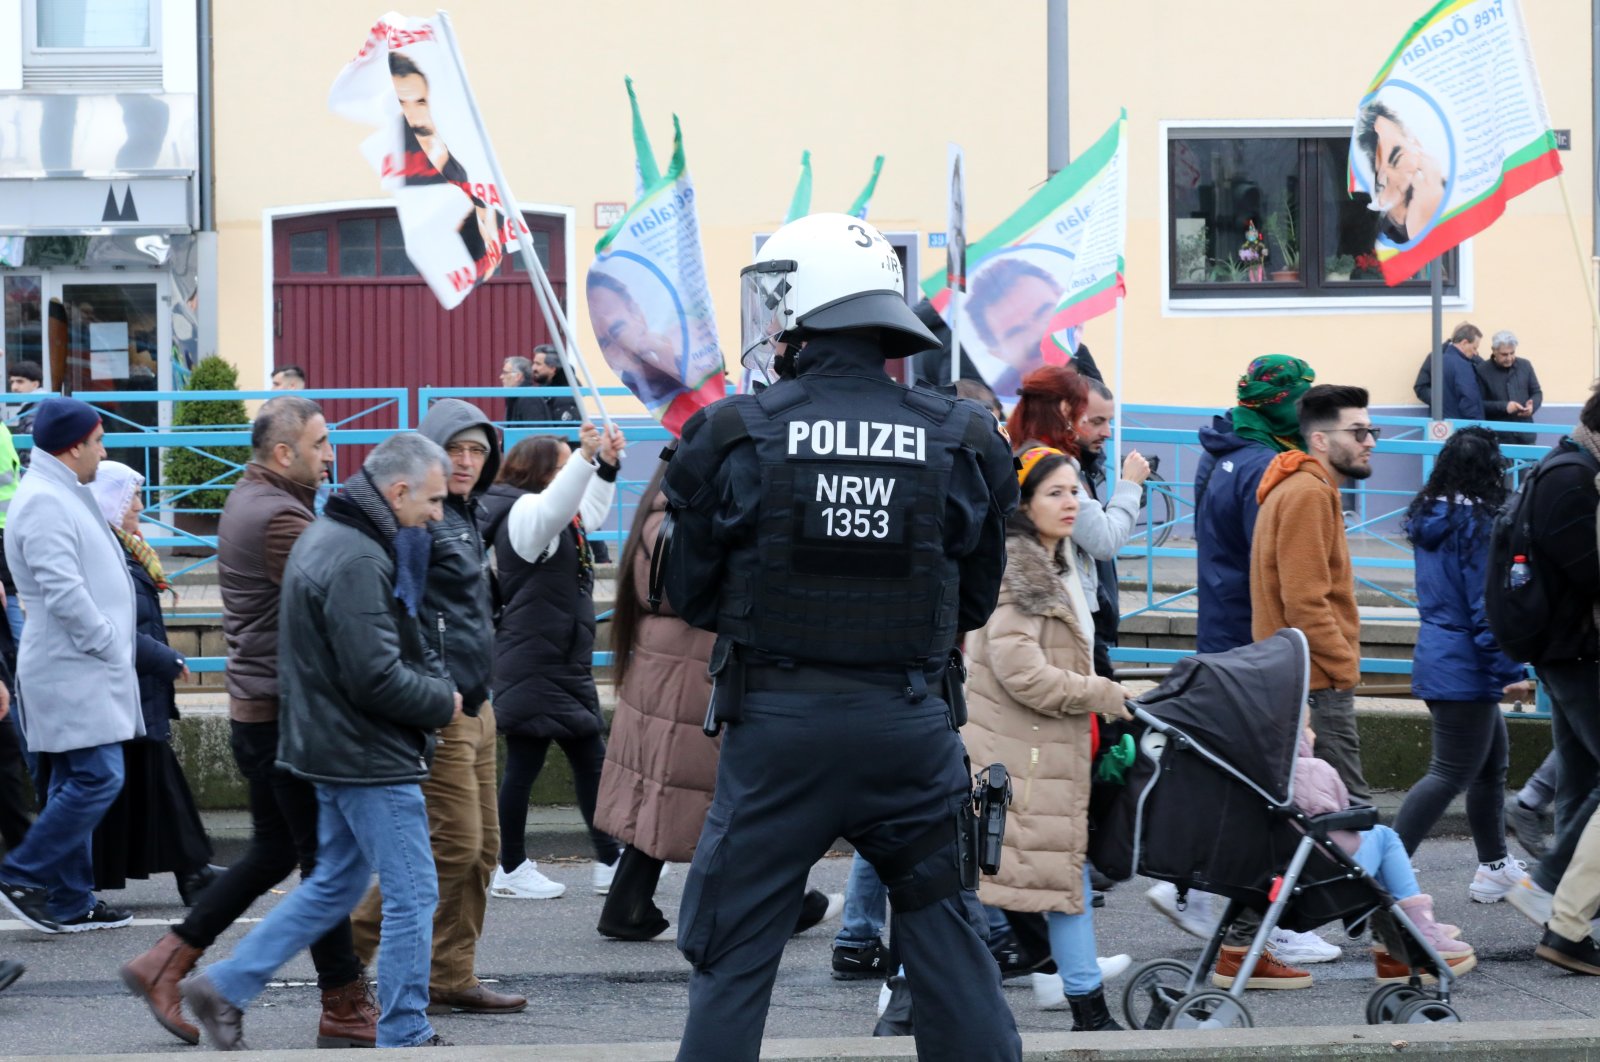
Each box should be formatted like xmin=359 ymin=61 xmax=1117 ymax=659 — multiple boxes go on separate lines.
xmin=0 ymin=322 xmax=1598 ymax=1049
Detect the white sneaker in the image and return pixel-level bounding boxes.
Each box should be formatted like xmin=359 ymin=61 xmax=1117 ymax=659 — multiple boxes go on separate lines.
xmin=1267 ymin=927 xmax=1341 ymax=964
xmin=822 ymin=892 xmax=845 ymax=923
xmin=593 ymin=859 xmax=618 ymax=895
xmin=1505 ymin=875 xmax=1555 ymax=926
xmin=877 ymin=981 xmax=893 ymax=1018
xmin=490 ymin=860 xmax=566 ymax=899
xmin=1097 ymin=954 xmax=1132 ymax=982
xmin=1145 ymin=881 xmax=1216 ymax=939
xmin=1468 ymin=858 xmax=1529 ymax=904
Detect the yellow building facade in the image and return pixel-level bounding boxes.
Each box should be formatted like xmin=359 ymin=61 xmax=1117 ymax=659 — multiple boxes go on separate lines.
xmin=210 ymin=0 xmax=1597 ymax=411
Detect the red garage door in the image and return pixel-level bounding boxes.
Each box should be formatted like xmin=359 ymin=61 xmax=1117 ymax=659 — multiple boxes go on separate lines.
xmin=272 ymin=207 xmax=568 ymax=433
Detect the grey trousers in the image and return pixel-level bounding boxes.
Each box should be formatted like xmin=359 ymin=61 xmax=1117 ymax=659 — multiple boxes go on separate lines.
xmin=1309 ymin=687 xmax=1371 ymax=804
xmin=1519 ymin=749 xmax=1561 ymax=811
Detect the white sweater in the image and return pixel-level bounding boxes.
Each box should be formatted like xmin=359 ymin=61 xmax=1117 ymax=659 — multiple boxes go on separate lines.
xmin=504 ymin=453 xmax=616 ymax=563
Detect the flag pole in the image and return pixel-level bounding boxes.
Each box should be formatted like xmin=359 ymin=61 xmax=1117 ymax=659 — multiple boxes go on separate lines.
xmin=434 ymin=11 xmax=612 ymax=431
xmin=1555 ymin=168 xmax=1600 ymax=377
xmin=1112 ymin=295 xmax=1124 ymax=475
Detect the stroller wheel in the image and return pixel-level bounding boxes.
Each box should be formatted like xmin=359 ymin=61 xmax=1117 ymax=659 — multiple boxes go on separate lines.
xmin=1121 ymin=959 xmax=1195 ymax=1030
xmin=1393 ymin=998 xmax=1462 ymax=1024
xmin=1162 ymin=989 xmax=1253 ymax=1031
xmin=1366 ymin=984 xmax=1424 ymax=1024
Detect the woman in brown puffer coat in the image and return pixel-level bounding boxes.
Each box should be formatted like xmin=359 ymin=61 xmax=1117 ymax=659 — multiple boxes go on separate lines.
xmin=594 ymin=464 xmax=838 ymax=940
xmin=962 ymin=446 xmax=1133 ymax=1032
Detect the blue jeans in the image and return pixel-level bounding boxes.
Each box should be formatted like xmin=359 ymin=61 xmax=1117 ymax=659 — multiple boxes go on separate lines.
xmin=5 ymin=595 xmax=23 ymax=647
xmin=204 ymin=783 xmax=438 ymax=1048
xmin=833 ymin=851 xmax=887 ymax=947
xmin=1045 ymin=866 xmax=1101 ymax=996
xmin=1354 ymin=825 xmax=1419 ymax=901
xmin=0 ymin=741 xmax=123 ymax=920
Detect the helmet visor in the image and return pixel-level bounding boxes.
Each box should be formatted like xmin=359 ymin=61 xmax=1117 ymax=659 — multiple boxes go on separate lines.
xmin=739 ymin=259 xmax=797 ymax=385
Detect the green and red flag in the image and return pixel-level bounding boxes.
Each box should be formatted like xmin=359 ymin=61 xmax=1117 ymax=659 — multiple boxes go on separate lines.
xmin=921 ymin=110 xmax=1126 ymax=400
xmin=1348 ymin=0 xmax=1561 ymax=285
xmin=590 ymin=82 xmax=725 ymax=437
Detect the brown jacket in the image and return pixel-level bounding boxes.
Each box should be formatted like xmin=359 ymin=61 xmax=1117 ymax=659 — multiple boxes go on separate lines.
xmin=1250 ymin=451 xmax=1360 ymax=690
xmin=594 ymin=500 xmax=720 ymax=863
xmin=961 ymin=530 xmax=1126 ymax=916
xmin=218 ymin=462 xmax=318 ymax=722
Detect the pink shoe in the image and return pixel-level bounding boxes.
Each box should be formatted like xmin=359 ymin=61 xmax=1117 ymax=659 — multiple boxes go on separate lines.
xmin=1398 ymin=894 xmax=1474 ymax=959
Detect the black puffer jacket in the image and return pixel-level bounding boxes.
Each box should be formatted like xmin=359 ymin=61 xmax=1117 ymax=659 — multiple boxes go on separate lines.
xmin=416 ymin=399 xmax=501 ymax=710
xmin=479 ymin=482 xmax=602 ymax=739
xmin=128 ymin=552 xmax=185 ymax=742
xmin=277 ymin=485 xmax=456 ymax=786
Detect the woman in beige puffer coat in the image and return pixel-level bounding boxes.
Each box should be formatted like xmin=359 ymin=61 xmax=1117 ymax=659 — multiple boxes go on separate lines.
xmin=962 ymin=446 xmax=1133 ymax=1031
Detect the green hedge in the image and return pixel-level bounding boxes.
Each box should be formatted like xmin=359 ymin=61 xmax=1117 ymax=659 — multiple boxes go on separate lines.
xmin=162 ymin=356 xmax=249 ymax=512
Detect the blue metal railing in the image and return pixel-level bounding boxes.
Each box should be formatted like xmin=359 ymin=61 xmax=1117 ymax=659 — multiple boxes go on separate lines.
xmin=9 ymin=390 xmax=1558 ymax=714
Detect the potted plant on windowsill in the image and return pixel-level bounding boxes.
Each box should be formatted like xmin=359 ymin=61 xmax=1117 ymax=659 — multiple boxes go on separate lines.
xmin=1324 ymin=254 xmax=1356 ymax=282
xmin=1266 ymin=210 xmax=1300 ymax=281
xmin=163 ymin=356 xmax=249 ymax=557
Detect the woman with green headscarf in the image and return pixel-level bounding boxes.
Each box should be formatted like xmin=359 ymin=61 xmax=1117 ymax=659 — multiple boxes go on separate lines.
xmin=1193 ymin=354 xmax=1317 ymax=653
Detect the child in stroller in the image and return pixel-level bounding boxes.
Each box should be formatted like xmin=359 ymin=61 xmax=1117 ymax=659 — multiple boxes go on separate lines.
xmin=1095 ymin=629 xmax=1475 ymax=1029
xmin=1291 ymin=727 xmax=1477 ymax=980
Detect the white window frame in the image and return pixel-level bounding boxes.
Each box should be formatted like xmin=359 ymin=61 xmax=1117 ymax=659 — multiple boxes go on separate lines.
xmin=1158 ymin=118 xmax=1473 ymax=318
xmin=22 ymin=0 xmax=162 ymax=70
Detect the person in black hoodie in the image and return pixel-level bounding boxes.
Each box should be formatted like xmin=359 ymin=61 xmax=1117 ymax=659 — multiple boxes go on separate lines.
xmin=347 ymin=398 xmax=527 ymax=1017
xmin=478 ymin=424 xmax=625 ymax=901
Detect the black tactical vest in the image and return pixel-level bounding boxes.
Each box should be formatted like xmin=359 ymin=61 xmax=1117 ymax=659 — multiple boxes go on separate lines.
xmin=705 ymin=373 xmax=988 ymax=668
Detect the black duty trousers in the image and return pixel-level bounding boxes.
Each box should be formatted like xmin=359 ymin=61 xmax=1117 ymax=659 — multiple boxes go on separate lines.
xmin=674 ymin=685 xmax=1020 ymax=1062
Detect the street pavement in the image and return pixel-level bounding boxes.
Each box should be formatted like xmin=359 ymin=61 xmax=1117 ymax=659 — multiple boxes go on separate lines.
xmin=0 ymin=837 xmax=1594 ymax=1055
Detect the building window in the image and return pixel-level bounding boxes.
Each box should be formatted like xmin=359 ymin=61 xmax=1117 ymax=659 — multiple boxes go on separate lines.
xmin=275 ymin=208 xmax=563 ymax=284
xmin=1167 ymin=129 xmax=1457 ymax=300
xmin=23 ymin=0 xmax=162 ymax=88
xmin=288 ymin=231 xmax=328 ymax=275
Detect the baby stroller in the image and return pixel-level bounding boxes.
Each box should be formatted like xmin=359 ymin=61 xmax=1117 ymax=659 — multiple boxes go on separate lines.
xmin=1090 ymin=628 xmax=1463 ymax=1030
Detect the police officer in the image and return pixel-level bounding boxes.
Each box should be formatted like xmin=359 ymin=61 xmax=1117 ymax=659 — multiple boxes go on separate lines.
xmin=660 ymin=214 xmax=1022 ymax=1062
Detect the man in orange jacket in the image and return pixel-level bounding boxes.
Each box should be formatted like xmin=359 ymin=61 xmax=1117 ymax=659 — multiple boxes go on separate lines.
xmin=1250 ymin=384 xmax=1377 ymax=803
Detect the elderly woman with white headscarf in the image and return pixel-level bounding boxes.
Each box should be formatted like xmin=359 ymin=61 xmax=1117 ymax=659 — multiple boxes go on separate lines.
xmin=80 ymin=461 xmax=217 ymax=904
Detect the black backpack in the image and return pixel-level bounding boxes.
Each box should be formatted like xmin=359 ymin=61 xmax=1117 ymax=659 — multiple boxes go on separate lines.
xmin=1484 ymin=440 xmax=1599 ymax=664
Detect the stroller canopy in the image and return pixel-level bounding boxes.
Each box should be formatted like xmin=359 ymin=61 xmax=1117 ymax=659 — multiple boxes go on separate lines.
xmin=1133 ymin=628 xmax=1310 ymax=806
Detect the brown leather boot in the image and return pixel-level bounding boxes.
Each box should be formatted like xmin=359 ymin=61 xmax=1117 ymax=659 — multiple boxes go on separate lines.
xmin=318 ymin=979 xmax=378 ymax=1048
xmin=119 ymin=932 xmax=204 ymax=1045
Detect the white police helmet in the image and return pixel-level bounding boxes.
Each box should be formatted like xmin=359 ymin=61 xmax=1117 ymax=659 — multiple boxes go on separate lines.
xmin=740 ymin=213 xmax=939 ymax=379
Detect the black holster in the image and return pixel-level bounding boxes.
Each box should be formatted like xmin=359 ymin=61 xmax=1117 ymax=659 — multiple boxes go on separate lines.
xmin=702 ymin=637 xmax=745 ymax=736
xmin=972 ymin=764 xmax=1012 ymax=876
xmin=941 ymin=649 xmax=968 ymax=729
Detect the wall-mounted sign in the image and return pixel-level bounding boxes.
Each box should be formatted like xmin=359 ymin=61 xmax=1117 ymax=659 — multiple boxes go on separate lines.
xmin=928 ymin=232 xmax=948 ymax=248
xmin=1554 ymin=129 xmax=1572 ymax=150
xmin=594 ymin=202 xmax=627 ymax=230
xmin=0 ymin=177 xmax=192 ymax=234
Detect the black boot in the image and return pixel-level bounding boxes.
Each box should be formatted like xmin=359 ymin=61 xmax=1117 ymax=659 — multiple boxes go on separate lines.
xmin=872 ymin=974 xmax=914 ymax=1037
xmin=176 ymin=865 xmax=224 ymax=907
xmin=1067 ymin=987 xmax=1124 ymax=1032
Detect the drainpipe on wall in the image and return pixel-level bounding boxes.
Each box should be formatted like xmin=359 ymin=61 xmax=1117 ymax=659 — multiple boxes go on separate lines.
xmin=1047 ymin=0 xmax=1068 ymax=177
xmin=196 ymin=0 xmax=218 ymax=366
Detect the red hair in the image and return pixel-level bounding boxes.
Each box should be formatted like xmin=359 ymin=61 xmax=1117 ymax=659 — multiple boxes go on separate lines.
xmin=1009 ymin=365 xmax=1087 ymax=459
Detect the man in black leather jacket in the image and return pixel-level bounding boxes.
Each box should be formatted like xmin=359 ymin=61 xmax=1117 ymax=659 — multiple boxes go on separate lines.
xmin=178 ymin=433 xmax=461 ymax=1051
xmin=348 ymin=398 xmax=526 ymax=1016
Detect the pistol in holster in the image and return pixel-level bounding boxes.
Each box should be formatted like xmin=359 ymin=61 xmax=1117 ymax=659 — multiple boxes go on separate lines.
xmin=702 ymin=637 xmax=746 ymax=737
xmin=971 ymin=764 xmax=1012 ymax=877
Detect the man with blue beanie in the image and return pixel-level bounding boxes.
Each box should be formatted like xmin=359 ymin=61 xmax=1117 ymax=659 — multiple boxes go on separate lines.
xmin=0 ymin=397 xmax=140 ymax=933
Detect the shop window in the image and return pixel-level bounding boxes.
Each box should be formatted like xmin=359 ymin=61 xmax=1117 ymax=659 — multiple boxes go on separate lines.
xmin=1167 ymin=129 xmax=1457 ymax=300
xmin=23 ymin=0 xmax=162 ymax=88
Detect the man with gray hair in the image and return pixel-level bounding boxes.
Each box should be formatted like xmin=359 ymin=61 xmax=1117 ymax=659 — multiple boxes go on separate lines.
xmin=179 ymin=433 xmax=461 ymax=1050
xmin=122 ymin=395 xmax=369 ymax=1048
xmin=1477 ymin=330 xmax=1543 ymax=442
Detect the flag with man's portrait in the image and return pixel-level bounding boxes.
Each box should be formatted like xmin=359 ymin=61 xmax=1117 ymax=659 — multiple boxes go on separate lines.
xmin=1348 ymin=0 xmax=1561 ymax=285
xmin=590 ymin=82 xmax=725 ymax=437
xmin=329 ymin=12 xmax=526 ymax=309
xmin=919 ymin=110 xmax=1127 ymax=401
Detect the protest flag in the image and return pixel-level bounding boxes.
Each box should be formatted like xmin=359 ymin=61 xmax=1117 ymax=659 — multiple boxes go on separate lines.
xmin=1347 ymin=0 xmax=1562 ymax=285
xmin=784 ymin=150 xmax=813 ymax=224
xmin=920 ymin=110 xmax=1128 ymax=402
xmin=847 ymin=155 xmax=885 ymax=220
xmin=590 ymin=83 xmax=726 ymax=437
xmin=627 ymin=76 xmax=661 ymax=198
xmin=327 ymin=11 xmax=608 ymax=426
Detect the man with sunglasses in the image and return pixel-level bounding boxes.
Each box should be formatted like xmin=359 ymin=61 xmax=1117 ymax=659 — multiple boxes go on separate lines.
xmin=1251 ymin=385 xmax=1377 ymax=805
